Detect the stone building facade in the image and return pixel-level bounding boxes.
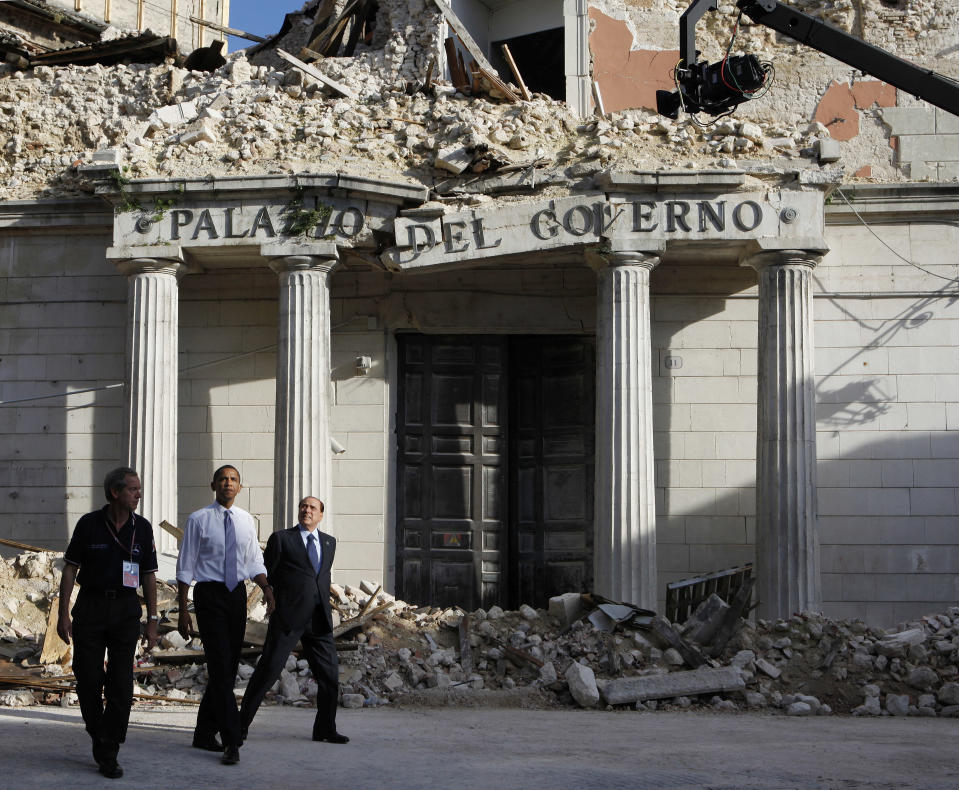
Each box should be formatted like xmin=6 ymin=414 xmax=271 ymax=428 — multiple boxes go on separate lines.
xmin=2 ymin=0 xmax=229 ymax=51
xmin=1 ymin=0 xmax=958 ymax=627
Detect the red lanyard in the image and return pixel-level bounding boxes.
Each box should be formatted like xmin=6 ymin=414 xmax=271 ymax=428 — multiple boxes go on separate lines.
xmin=106 ymin=514 xmax=136 ymax=561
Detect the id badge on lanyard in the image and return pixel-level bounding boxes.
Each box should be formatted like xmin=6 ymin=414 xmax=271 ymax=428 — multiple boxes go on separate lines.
xmin=109 ymin=516 xmax=138 ymax=589
xmin=122 ymin=560 xmax=140 ymax=588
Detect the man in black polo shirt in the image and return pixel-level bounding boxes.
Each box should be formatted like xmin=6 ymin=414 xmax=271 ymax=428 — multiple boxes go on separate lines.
xmin=57 ymin=466 xmax=159 ymax=779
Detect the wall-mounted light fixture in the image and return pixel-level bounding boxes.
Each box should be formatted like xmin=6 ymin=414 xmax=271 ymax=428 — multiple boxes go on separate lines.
xmin=355 ymin=355 xmax=372 ymax=376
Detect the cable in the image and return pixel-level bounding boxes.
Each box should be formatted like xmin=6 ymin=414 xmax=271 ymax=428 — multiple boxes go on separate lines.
xmin=720 ymin=10 xmax=773 ymax=98
xmin=834 ymin=188 xmax=959 ymax=283
xmin=0 ymin=382 xmax=123 ymax=407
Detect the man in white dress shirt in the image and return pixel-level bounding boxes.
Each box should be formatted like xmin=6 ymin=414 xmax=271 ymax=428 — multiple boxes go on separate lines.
xmin=176 ymin=464 xmax=275 ymax=765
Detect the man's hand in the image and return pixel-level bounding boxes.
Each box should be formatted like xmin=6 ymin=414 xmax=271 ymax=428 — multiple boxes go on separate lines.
xmin=263 ymin=586 xmax=276 ymax=617
xmin=142 ymin=620 xmax=159 ymax=650
xmin=56 ymin=612 xmax=72 ymax=645
xmin=177 ymin=610 xmax=193 ymax=640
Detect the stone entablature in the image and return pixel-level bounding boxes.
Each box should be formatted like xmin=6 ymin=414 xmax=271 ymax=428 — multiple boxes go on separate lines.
xmin=105 ymin=171 xmax=828 ymax=270
xmin=105 ymin=173 xmax=429 ymax=256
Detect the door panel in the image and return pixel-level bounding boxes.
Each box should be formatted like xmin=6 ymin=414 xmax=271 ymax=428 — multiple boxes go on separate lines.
xmin=509 ymin=337 xmax=595 ymax=608
xmin=396 ymin=335 xmax=507 ymax=610
xmin=397 ymin=334 xmax=594 ymax=609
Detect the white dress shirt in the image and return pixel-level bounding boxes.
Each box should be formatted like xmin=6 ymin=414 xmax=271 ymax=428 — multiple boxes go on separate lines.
xmin=176 ymin=502 xmax=267 ymax=585
xmin=297 ymin=524 xmax=323 ymax=569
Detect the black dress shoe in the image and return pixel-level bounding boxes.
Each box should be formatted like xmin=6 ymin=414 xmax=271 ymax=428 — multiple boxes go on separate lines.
xmin=192 ymin=735 xmax=223 ymax=752
xmin=97 ymin=761 xmax=124 ymax=779
xmin=221 ymin=745 xmax=240 ymax=765
xmin=313 ymin=732 xmax=350 ymax=744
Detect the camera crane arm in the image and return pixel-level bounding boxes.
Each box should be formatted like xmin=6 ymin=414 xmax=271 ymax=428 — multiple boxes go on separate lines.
xmin=662 ymin=0 xmax=959 ymax=118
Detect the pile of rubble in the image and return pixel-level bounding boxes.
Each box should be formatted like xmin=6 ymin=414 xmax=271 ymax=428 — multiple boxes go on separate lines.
xmin=2 ymin=549 xmax=958 ymax=718
xmin=0 ymin=52 xmax=847 ymax=205
xmin=12 ymin=0 xmax=939 ymax=202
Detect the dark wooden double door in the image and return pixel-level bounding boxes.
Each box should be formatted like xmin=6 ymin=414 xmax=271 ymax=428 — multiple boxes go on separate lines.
xmin=397 ymin=335 xmax=595 ymax=610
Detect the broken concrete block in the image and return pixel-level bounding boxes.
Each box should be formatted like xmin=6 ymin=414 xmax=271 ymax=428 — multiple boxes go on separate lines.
xmin=852 ymin=696 xmax=882 ymax=716
xmin=907 ymin=665 xmax=939 ymax=691
xmin=885 ymin=694 xmax=910 ymax=716
xmin=817 ymin=138 xmax=841 ymax=163
xmin=160 ymin=631 xmax=189 ymax=650
xmin=875 ymin=628 xmax=925 ymax=658
xmin=755 ymin=657 xmax=781 ymax=678
xmin=229 ymin=57 xmax=252 ymax=84
xmin=663 ymin=648 xmax=684 ymax=666
xmin=341 ymin=693 xmax=364 ymax=708
xmin=435 ymin=145 xmax=473 ymax=174
xmin=680 ymin=592 xmax=730 ymax=645
xmin=744 ymin=690 xmax=767 ymax=708
xmin=330 ymin=583 xmax=349 ymax=605
xmin=179 ymin=118 xmax=218 ymax=145
xmin=279 ymin=670 xmax=304 ymax=700
xmin=548 ymin=593 xmax=585 ymax=627
xmin=538 ymin=661 xmax=557 ymax=685
xmin=786 ymin=701 xmax=813 ymax=716
xmin=791 ymin=693 xmax=822 ymax=712
xmin=565 ymin=662 xmax=600 ymax=708
xmin=0 ymin=689 xmax=35 ymax=707
xmin=602 ymin=665 xmax=745 ymax=705
xmin=152 ymin=99 xmax=198 ymax=129
xmin=383 ymin=671 xmax=405 ymax=691
xmin=519 ymin=604 xmax=538 ymax=620
xmin=937 ymin=682 xmax=959 ymax=705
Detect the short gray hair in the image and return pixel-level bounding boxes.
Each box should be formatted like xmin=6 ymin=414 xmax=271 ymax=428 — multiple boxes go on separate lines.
xmin=104 ymin=466 xmax=138 ymax=502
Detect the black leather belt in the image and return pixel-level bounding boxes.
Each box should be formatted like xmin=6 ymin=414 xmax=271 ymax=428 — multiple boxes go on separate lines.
xmin=80 ymin=588 xmax=136 ymax=599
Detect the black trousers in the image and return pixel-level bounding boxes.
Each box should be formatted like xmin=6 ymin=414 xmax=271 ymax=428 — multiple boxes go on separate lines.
xmin=193 ymin=581 xmax=248 ymax=747
xmin=71 ymin=591 xmax=141 ymax=760
xmin=240 ymin=607 xmax=339 ymax=738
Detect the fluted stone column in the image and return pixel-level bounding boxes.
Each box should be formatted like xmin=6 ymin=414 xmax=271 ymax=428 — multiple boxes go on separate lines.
xmin=745 ymin=249 xmax=822 ymax=619
xmin=594 ymin=249 xmax=660 ymax=609
xmin=112 ymin=254 xmax=186 ymax=556
xmin=267 ymin=245 xmax=338 ymax=533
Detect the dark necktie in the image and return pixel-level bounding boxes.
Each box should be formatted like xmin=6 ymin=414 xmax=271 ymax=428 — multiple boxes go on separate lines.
xmin=307 ymin=532 xmax=320 ymax=575
xmin=224 ymin=510 xmax=238 ymax=591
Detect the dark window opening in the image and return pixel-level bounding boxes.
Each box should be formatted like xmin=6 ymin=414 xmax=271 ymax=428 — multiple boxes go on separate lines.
xmin=491 ymin=27 xmax=564 ymax=101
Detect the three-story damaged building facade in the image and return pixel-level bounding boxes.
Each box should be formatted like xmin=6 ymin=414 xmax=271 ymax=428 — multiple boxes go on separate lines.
xmin=2 ymin=0 xmax=958 ymax=625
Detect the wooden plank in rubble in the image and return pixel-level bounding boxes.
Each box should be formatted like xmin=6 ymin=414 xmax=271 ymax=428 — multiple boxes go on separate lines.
xmin=276 ymin=49 xmax=357 ymax=100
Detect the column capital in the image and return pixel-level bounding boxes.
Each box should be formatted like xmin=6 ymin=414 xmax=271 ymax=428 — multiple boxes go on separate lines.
xmin=589 ymin=240 xmax=664 ymax=272
xmin=262 ymin=241 xmax=339 ymax=274
xmin=741 ymin=248 xmax=824 ymax=272
xmin=267 ymin=255 xmax=339 ymax=276
xmin=106 ymin=245 xmax=187 ymax=278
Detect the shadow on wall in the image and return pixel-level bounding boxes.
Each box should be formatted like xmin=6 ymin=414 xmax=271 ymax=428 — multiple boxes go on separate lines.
xmin=176 ymin=269 xmax=279 ymax=548
xmin=655 ymin=279 xmax=959 ymax=627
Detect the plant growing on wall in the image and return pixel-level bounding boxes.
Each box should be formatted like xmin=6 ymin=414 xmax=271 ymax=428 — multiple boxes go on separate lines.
xmin=282 ymin=190 xmax=334 ymax=238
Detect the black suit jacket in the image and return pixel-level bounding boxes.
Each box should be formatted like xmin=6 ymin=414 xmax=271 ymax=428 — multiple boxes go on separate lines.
xmin=264 ymin=526 xmax=336 ymax=634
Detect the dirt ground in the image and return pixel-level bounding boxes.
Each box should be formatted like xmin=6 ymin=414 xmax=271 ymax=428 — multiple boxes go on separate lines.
xmin=1 ymin=704 xmax=958 ymax=790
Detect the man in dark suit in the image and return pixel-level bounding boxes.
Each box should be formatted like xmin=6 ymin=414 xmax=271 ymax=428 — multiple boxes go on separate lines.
xmin=239 ymin=496 xmax=348 ymax=744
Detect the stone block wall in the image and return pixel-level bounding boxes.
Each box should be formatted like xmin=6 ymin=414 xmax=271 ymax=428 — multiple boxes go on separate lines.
xmin=329 ymin=327 xmax=389 ymax=588
xmin=0 ymin=224 xmax=123 ymax=551
xmin=814 ymin=210 xmax=959 ymax=624
xmin=651 ymin=290 xmax=759 ymax=613
xmin=176 ymin=268 xmax=278 ymax=542
xmin=882 ymin=107 xmax=959 ymax=182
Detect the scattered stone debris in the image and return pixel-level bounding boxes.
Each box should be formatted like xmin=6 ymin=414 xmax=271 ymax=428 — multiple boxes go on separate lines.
xmin=2 ymin=549 xmax=959 ymax=718
xmin=11 ymin=0 xmax=948 ymax=202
